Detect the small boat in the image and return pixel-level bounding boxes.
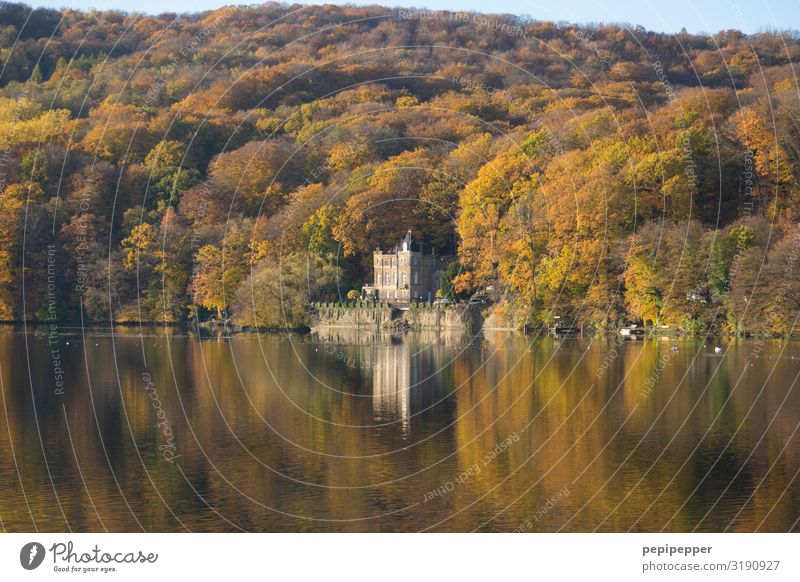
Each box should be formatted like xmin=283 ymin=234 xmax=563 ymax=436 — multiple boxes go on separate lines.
xmin=620 ymin=325 xmax=645 ymax=336
xmin=550 ymin=325 xmax=581 ymax=335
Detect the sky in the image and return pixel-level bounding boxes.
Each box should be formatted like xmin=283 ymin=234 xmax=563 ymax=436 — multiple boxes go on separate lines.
xmin=23 ymin=0 xmax=800 ymax=35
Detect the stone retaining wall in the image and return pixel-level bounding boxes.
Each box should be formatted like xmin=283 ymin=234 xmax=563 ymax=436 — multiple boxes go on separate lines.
xmin=311 ymin=302 xmax=483 ymax=332
xmin=311 ymin=302 xmax=394 ymax=328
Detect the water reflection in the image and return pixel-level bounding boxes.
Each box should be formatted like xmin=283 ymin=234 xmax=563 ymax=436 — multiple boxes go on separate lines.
xmin=0 ymin=327 xmax=798 ymax=532
xmin=312 ymin=327 xmax=464 ymax=439
xmin=371 ymin=342 xmax=411 ymax=436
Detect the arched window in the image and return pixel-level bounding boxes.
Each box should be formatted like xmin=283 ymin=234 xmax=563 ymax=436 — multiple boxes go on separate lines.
xmin=375 ymin=271 xmax=380 ymax=284
xmin=385 ymin=272 xmax=390 ymax=285
xmin=401 ymin=272 xmax=407 ymax=285
xmin=414 ymin=272 xmax=419 ymax=285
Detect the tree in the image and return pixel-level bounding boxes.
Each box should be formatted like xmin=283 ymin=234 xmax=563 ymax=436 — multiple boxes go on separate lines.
xmin=439 ymin=261 xmax=466 ymax=301
xmin=29 ymin=64 xmax=43 ymax=83
xmin=0 ymin=185 xmax=24 ymax=319
xmin=622 ymin=232 xmax=662 ymax=326
xmin=231 ymin=252 xmax=339 ymax=329
xmin=456 ymin=149 xmax=532 ymax=292
xmin=143 ymin=140 xmax=201 ymax=210
xmin=333 ymin=149 xmax=439 ymax=257
xmin=208 ymin=140 xmax=300 ymax=216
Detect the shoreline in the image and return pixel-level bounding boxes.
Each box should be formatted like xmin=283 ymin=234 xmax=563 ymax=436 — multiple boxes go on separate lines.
xmin=1 ymin=320 xmax=799 ymax=340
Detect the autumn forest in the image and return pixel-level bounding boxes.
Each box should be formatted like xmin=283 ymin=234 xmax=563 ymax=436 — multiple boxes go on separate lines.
xmin=1 ymin=2 xmax=800 ymax=334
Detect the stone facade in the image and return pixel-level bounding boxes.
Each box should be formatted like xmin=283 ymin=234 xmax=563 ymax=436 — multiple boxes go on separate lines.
xmin=362 ymin=230 xmax=443 ymax=303
xmin=311 ymin=301 xmax=482 ymax=332
xmin=311 ymin=302 xmax=394 ymax=328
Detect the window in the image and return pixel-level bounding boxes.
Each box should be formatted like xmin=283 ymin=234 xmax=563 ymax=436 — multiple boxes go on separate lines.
xmin=401 ymin=272 xmax=407 ymax=285
xmin=375 ymin=272 xmax=380 ymax=284
xmin=385 ymin=272 xmax=390 ymax=285
xmin=414 ymin=272 xmax=419 ymax=284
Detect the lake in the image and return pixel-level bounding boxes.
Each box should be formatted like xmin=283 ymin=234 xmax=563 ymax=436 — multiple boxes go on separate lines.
xmin=1 ymin=326 xmax=798 ymax=532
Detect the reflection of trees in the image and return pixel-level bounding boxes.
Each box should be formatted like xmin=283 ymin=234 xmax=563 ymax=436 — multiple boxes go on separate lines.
xmin=1 ymin=331 xmax=799 ymax=532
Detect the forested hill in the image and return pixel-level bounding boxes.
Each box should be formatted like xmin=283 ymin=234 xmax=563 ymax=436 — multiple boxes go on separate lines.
xmin=1 ymin=2 xmax=799 ymax=333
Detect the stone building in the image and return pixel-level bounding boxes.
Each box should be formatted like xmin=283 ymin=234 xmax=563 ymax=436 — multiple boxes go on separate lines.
xmin=363 ymin=230 xmax=443 ymax=303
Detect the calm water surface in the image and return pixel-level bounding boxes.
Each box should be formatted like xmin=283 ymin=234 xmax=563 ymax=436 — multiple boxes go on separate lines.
xmin=1 ymin=327 xmax=798 ymax=532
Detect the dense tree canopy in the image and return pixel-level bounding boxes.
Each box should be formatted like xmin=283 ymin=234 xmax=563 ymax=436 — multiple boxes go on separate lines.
xmin=1 ymin=2 xmax=800 ymax=332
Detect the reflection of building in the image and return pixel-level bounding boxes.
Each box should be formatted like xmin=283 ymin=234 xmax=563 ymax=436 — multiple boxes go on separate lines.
xmin=307 ymin=330 xmax=451 ymax=437
xmin=362 ymin=230 xmax=443 ymax=304
xmin=372 ymin=343 xmax=411 ymax=436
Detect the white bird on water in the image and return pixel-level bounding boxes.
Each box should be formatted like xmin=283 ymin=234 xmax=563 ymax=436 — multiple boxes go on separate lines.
xmin=714 ymin=346 xmax=722 ymax=354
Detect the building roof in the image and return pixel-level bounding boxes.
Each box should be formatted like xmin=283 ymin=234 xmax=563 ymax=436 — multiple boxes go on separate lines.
xmin=394 ymin=229 xmax=421 ymax=253
xmin=376 ymin=229 xmax=427 ymax=254
xmin=402 ymin=229 xmax=412 ymax=250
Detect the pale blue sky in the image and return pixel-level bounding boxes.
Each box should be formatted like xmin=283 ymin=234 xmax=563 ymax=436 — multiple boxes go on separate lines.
xmin=25 ymin=0 xmax=800 ymax=34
